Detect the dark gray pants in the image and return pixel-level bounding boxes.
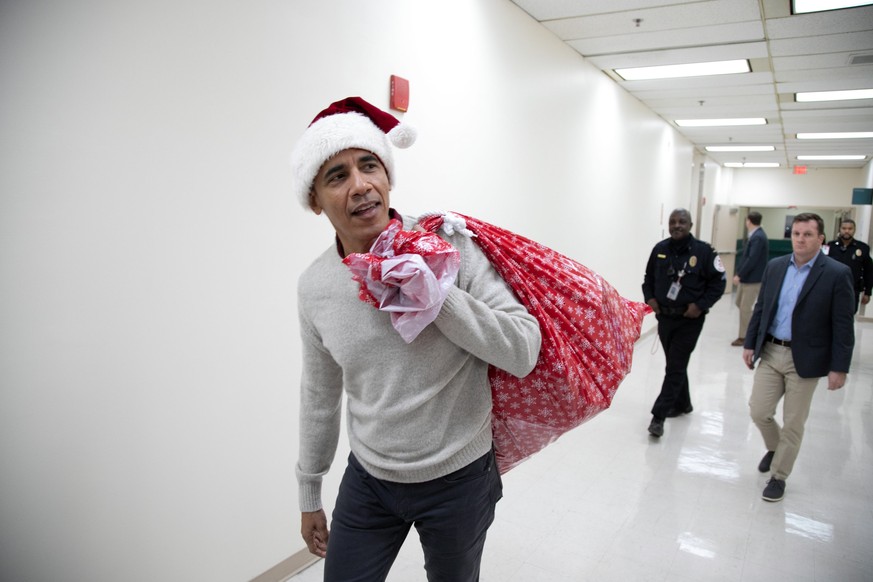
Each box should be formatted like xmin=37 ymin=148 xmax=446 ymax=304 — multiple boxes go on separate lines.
xmin=324 ymin=449 xmax=502 ymax=582
xmin=651 ymin=313 xmax=705 ymax=419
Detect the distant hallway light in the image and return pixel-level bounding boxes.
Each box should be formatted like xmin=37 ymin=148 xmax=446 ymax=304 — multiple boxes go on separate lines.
xmin=675 ymin=118 xmax=767 ymax=127
xmin=793 ymin=1 xmax=873 ymax=14
xmin=796 ymin=88 xmax=873 ymax=102
xmin=615 ymin=59 xmax=750 ymax=81
xmin=725 ymin=162 xmax=781 ymax=168
xmin=706 ymin=145 xmax=775 ymax=152
xmin=797 ymin=155 xmax=867 ymax=160
xmin=797 ymin=132 xmax=873 ymax=139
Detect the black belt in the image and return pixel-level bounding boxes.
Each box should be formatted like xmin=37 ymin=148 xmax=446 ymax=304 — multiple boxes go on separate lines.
xmin=766 ymin=334 xmax=791 ymax=347
xmin=659 ymin=306 xmax=687 ymax=315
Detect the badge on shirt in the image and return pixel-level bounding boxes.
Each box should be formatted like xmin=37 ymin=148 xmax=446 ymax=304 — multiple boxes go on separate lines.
xmin=657 ymin=254 xmax=666 ymax=259
xmin=822 ymin=246 xmax=830 ymax=255
xmin=689 ymin=256 xmax=697 ymax=268
xmin=713 ymin=255 xmax=726 ymax=273
xmin=857 ymin=249 xmax=863 ymax=257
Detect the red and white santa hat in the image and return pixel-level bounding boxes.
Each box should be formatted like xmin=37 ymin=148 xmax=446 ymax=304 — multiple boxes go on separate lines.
xmin=290 ymin=96 xmax=416 ymax=209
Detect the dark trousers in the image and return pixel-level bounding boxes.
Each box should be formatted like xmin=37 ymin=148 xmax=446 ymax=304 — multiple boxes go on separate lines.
xmin=324 ymin=449 xmax=503 ymax=582
xmin=651 ymin=314 xmax=706 ymax=419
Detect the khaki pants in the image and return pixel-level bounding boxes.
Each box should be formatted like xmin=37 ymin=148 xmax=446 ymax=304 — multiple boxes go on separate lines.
xmin=735 ymin=282 xmax=761 ymax=338
xmin=748 ymin=343 xmax=819 ymax=480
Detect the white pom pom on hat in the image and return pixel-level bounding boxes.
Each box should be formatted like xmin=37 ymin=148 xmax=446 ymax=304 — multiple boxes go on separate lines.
xmin=290 ymin=96 xmax=417 ymax=210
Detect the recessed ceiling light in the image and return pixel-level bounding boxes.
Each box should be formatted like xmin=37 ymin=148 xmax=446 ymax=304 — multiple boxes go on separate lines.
xmin=796 ymin=155 xmax=867 ymax=160
xmin=793 ymin=1 xmax=873 ymax=15
xmin=797 ymin=132 xmax=873 ymax=139
xmin=615 ymin=59 xmax=750 ymax=81
xmin=706 ymin=145 xmax=776 ymax=152
xmin=725 ymin=162 xmax=781 ymax=168
xmin=675 ymin=118 xmax=767 ymax=127
xmin=795 ymin=88 xmax=873 ymax=102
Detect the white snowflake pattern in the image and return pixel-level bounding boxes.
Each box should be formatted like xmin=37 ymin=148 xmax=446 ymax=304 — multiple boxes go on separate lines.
xmin=424 ymin=213 xmax=651 ymax=472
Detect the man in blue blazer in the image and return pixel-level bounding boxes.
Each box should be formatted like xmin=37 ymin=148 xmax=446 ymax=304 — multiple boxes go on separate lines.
xmin=742 ymin=213 xmax=855 ymax=502
xmin=731 ymin=211 xmax=768 ymax=346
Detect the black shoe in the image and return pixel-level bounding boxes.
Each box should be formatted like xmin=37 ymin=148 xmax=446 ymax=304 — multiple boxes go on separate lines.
xmin=665 ymin=405 xmax=693 ymax=418
xmin=762 ymin=477 xmax=785 ymax=502
xmin=758 ymin=451 xmax=775 ymax=473
xmin=648 ymin=417 xmax=664 ymax=437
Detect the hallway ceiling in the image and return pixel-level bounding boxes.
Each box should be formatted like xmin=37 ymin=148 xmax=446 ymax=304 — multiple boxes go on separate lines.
xmin=509 ymin=0 xmax=873 ymax=170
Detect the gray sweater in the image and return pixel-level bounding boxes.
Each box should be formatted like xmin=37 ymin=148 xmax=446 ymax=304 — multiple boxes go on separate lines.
xmin=295 ymin=214 xmax=541 ymax=512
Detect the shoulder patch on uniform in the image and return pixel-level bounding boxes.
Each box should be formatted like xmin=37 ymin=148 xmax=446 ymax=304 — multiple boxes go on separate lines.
xmin=713 ymin=255 xmax=725 ymax=273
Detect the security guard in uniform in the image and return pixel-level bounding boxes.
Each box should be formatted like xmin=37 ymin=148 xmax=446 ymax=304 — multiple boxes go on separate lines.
xmin=642 ymin=208 xmax=726 ymax=437
xmin=825 ymin=218 xmax=872 ymax=313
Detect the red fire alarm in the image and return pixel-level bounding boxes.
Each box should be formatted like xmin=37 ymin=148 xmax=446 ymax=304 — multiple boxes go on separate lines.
xmin=793 ymin=165 xmax=808 ymax=175
xmin=390 ymin=75 xmax=409 ymax=112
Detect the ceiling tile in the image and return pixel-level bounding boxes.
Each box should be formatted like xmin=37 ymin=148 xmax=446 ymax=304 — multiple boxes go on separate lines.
xmin=509 ymin=0 xmax=873 ymax=168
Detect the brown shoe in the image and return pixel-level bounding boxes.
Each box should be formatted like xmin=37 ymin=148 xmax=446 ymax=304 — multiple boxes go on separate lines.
xmin=731 ymin=337 xmax=745 ymax=347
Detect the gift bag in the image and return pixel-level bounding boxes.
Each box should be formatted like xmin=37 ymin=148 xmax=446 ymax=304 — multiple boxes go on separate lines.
xmin=417 ymin=212 xmax=651 ymax=473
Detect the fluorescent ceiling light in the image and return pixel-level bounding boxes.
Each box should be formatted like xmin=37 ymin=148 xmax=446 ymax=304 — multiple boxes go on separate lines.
xmin=796 ymin=88 xmax=873 ymax=102
xmin=796 ymin=155 xmax=867 ymax=160
xmin=615 ymin=59 xmax=750 ymax=81
xmin=725 ymin=162 xmax=781 ymax=168
xmin=706 ymin=145 xmax=775 ymax=152
xmin=797 ymin=132 xmax=873 ymax=139
xmin=675 ymin=118 xmax=767 ymax=127
xmin=793 ymin=1 xmax=873 ymax=14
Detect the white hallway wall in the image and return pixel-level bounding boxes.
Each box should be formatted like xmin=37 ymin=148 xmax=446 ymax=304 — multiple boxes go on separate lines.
xmin=718 ymin=165 xmax=871 ymax=244
xmin=0 ymin=1 xmax=863 ymax=581
xmin=725 ymin=167 xmax=864 ymax=209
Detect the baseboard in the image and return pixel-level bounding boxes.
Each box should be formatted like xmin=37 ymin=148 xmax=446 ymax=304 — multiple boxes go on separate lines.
xmin=250 ymin=549 xmax=321 ymax=582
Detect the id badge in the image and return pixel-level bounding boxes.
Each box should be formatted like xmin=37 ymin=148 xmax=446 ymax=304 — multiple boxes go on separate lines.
xmin=667 ymin=281 xmax=682 ymax=300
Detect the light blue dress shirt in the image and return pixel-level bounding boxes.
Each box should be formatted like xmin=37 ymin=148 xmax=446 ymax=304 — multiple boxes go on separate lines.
xmin=768 ymin=252 xmax=821 ymax=341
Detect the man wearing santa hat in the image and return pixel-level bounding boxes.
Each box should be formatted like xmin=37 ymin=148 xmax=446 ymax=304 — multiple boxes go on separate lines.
xmin=290 ymin=96 xmax=541 ymax=581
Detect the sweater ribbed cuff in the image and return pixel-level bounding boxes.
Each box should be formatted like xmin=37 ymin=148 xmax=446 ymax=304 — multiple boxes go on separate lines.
xmin=298 ymin=482 xmax=323 ymax=513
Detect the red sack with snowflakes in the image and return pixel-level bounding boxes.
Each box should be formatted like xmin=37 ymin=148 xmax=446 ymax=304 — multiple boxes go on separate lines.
xmin=418 ymin=212 xmax=652 ymax=473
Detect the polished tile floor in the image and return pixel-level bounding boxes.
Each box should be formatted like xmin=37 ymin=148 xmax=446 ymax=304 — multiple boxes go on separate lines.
xmin=291 ymin=297 xmax=873 ymax=581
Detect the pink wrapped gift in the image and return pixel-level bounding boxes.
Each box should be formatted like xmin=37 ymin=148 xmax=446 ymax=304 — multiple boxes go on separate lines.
xmin=343 ymin=219 xmax=460 ymax=343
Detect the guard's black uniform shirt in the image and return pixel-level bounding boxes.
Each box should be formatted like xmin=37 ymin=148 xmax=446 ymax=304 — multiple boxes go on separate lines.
xmin=826 ymin=238 xmax=873 ymax=296
xmin=642 ymin=235 xmax=726 ymax=313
